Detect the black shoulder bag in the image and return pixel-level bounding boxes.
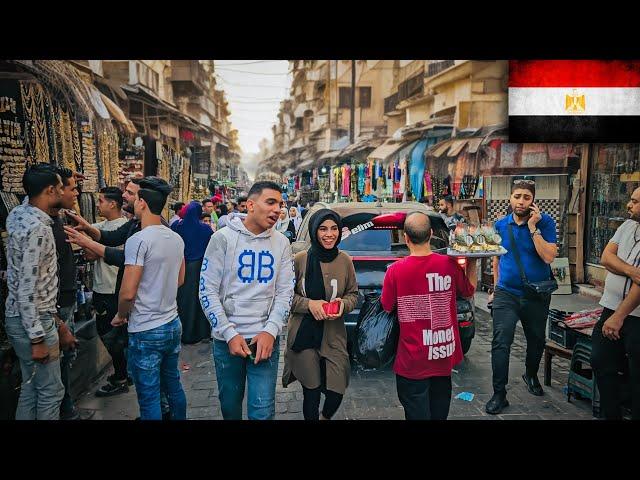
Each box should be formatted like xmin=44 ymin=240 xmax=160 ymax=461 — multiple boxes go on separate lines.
xmin=508 ymin=224 xmax=558 ymax=300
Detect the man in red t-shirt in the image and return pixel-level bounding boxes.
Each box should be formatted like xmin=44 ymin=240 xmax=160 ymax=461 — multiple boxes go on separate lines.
xmin=381 ymin=212 xmax=476 ymax=420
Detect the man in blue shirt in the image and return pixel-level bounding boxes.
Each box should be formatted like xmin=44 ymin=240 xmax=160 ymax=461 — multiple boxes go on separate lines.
xmin=485 ymin=179 xmax=558 ymax=414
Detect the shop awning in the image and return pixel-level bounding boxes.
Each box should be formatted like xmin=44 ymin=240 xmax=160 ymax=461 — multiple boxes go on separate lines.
xmin=341 ymin=136 xmax=387 ymax=156
xmin=100 ymin=92 xmax=137 ymax=134
xmin=368 ymin=138 xmax=414 ymax=162
xmin=426 ymin=123 xmax=509 ymax=158
xmin=318 ymin=149 xmax=343 ymax=161
xmin=294 ymin=158 xmax=315 ymax=173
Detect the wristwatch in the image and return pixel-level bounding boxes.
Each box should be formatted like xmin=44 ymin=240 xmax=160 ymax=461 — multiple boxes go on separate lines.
xmin=530 ymin=228 xmax=542 ymax=237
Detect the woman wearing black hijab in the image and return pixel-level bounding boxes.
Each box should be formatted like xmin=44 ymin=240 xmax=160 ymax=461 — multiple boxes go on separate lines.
xmin=282 ymin=209 xmax=359 ymax=420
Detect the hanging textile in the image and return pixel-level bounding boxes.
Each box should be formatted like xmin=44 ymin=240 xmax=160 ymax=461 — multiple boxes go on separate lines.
xmin=357 ymin=163 xmax=365 ymax=194
xmin=341 ymin=164 xmax=350 ymax=197
xmin=399 ymin=158 xmax=407 ymax=194
xmin=408 ymin=138 xmax=431 ymax=201
xmin=385 ymin=165 xmax=393 ymax=198
xmin=350 ymin=166 xmax=358 ymax=202
xmin=424 ymin=171 xmax=434 ymax=203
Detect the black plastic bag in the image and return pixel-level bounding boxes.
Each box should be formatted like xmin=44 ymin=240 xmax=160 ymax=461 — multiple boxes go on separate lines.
xmin=354 ymin=293 xmax=399 ymax=369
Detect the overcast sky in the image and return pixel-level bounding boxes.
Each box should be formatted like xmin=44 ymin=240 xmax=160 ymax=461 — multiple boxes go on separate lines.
xmin=214 ymin=60 xmax=291 ymax=179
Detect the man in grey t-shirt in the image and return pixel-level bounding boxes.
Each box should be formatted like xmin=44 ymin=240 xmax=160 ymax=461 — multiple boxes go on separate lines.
xmin=592 ymin=186 xmax=640 ymax=420
xmin=112 ymin=177 xmax=187 ymax=420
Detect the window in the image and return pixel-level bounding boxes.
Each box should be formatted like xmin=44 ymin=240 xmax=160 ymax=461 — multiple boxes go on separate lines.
xmin=294 ymin=117 xmax=304 ymax=130
xmin=339 ymin=87 xmax=351 ymax=108
xmin=359 ymin=87 xmax=371 ymax=108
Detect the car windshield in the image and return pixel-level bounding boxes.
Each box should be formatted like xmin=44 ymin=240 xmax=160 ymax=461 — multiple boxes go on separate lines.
xmin=339 ymin=229 xmax=393 ymax=251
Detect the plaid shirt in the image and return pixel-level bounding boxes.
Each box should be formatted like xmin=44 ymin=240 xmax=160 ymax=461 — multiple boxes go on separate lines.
xmin=4 ymin=202 xmax=58 ymax=339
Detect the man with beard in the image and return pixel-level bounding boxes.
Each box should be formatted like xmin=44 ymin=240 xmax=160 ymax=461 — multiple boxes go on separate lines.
xmin=49 ymin=167 xmax=86 ymax=420
xmin=437 ymin=195 xmax=465 ymax=230
xmin=64 ymin=177 xmax=171 ymax=419
xmin=485 ymin=179 xmax=558 ymax=415
xmin=591 ymin=187 xmax=640 ymax=420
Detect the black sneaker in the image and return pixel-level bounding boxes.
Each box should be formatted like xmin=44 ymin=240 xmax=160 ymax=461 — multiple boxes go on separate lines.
xmin=107 ymin=374 xmax=133 ymax=386
xmin=96 ymin=380 xmax=129 ymax=397
xmin=485 ymin=392 xmax=509 ymax=415
xmin=522 ymin=373 xmax=544 ymax=396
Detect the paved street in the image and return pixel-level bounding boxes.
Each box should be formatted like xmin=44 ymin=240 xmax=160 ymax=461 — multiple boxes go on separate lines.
xmin=76 ymin=308 xmax=594 ymax=420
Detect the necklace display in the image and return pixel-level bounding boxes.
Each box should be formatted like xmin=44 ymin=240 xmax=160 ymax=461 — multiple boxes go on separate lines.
xmin=20 ymin=81 xmax=50 ymax=164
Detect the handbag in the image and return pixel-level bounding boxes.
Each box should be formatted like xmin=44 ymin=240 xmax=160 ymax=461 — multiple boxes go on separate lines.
xmin=507 ymin=224 xmax=558 ymax=300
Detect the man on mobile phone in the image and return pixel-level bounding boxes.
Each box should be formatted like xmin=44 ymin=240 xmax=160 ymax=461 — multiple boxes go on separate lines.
xmin=485 ymin=179 xmax=558 ymax=415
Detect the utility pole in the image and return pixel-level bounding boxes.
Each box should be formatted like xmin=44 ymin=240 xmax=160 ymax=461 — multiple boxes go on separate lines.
xmin=350 ymin=60 xmax=356 ymax=144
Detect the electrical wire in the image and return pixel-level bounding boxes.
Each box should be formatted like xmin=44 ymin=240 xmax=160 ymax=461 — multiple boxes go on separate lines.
xmin=216 ymin=68 xmax=291 ymax=76
xmin=215 ymin=60 xmax=285 ymax=66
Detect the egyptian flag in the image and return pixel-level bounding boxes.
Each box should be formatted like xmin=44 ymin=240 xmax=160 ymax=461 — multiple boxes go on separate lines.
xmin=509 ymin=60 xmax=640 ymax=142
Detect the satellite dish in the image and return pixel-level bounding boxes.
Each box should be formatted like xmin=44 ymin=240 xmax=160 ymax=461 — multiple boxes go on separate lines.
xmin=134 ymin=137 xmax=143 ymax=147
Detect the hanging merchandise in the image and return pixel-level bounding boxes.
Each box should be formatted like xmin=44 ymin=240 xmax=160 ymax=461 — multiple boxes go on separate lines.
xmin=409 ymin=139 xmax=431 ymax=201
xmin=329 ymin=168 xmax=338 ymax=193
xmin=358 ymin=163 xmax=365 ymax=194
xmin=20 ymin=81 xmax=51 ymax=164
xmin=475 ymin=176 xmax=484 ymax=199
xmin=0 ymin=80 xmax=27 ymax=193
xmin=442 ymin=175 xmax=451 ymax=196
xmin=350 ymin=165 xmax=358 ymax=202
xmin=424 ymin=171 xmax=434 ymax=203
xmin=341 ymin=164 xmax=350 ymax=197
xmin=79 ymin=120 xmax=99 ymax=192
xmin=399 ymin=158 xmax=407 ymax=195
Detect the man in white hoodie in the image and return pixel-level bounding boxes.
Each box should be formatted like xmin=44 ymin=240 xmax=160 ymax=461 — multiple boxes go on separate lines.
xmin=200 ymin=181 xmax=295 ymax=420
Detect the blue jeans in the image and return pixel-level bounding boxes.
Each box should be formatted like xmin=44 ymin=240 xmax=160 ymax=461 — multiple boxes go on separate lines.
xmin=58 ymin=302 xmax=77 ymax=416
xmin=5 ymin=314 xmax=65 ymax=420
xmin=213 ymin=337 xmax=280 ymax=420
xmin=128 ymin=318 xmax=187 ymax=420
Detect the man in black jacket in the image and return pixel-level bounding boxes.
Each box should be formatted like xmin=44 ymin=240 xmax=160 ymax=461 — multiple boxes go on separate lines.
xmin=64 ymin=178 xmax=171 ymax=418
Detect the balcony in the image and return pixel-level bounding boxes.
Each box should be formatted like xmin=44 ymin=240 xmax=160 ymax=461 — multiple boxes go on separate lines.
xmin=170 ymin=60 xmax=208 ymax=95
xmin=384 ymin=92 xmax=399 ymax=114
xmin=397 ymin=74 xmax=424 ymax=102
xmin=426 ymin=60 xmax=456 ymax=78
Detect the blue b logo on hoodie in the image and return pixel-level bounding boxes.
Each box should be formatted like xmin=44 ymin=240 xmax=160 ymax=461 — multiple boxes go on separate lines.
xmin=238 ymin=249 xmax=275 ymax=284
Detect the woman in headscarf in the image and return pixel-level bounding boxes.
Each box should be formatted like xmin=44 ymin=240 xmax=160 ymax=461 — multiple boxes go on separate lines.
xmin=282 ymin=209 xmax=359 ymax=420
xmin=216 ymin=203 xmax=230 ymax=229
xmin=289 ymin=206 xmax=302 ymax=235
xmin=171 ymin=201 xmax=213 ymax=344
xmin=275 ymin=206 xmax=297 ymax=243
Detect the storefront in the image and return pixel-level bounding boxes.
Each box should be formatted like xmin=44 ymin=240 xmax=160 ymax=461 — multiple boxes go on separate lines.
xmin=0 ymin=60 xmax=123 ymax=418
xmin=585 ymin=144 xmax=640 ymax=287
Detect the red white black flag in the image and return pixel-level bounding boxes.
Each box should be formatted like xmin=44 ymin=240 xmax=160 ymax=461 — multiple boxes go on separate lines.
xmin=509 ymin=60 xmax=640 ymax=142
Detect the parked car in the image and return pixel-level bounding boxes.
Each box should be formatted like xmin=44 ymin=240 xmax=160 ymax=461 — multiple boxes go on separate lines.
xmin=290 ymin=201 xmax=477 ymax=358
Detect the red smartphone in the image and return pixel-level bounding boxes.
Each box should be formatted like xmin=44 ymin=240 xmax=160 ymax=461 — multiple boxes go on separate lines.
xmin=322 ymin=301 xmax=340 ymax=315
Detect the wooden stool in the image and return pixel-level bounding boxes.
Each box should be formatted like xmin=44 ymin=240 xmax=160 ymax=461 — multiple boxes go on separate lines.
xmin=543 ymin=341 xmax=573 ymax=386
